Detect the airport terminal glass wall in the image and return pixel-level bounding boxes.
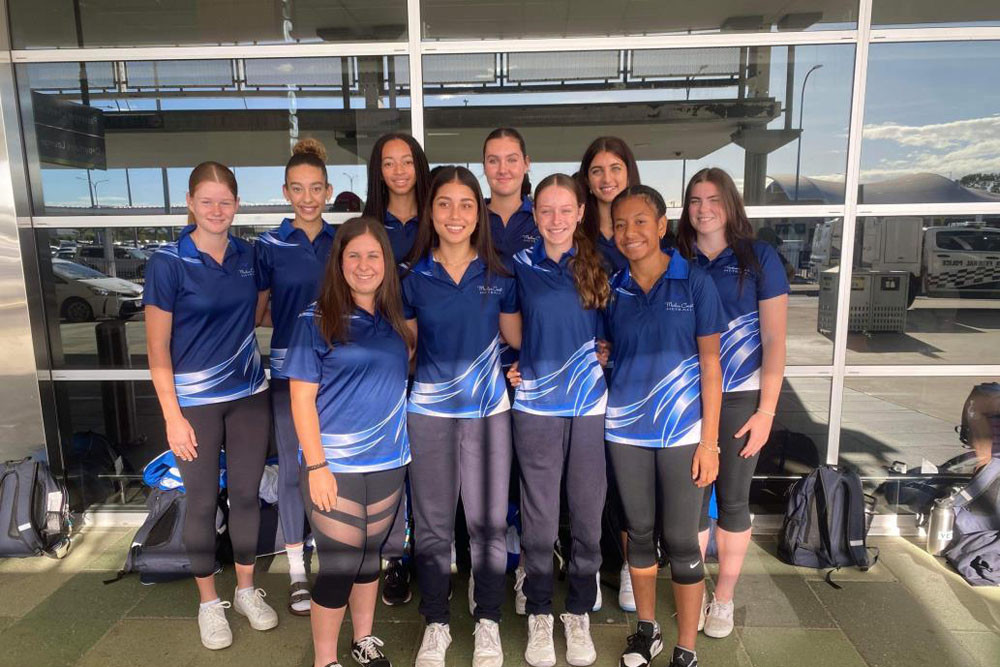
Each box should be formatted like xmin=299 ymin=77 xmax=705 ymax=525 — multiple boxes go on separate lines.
xmin=3 ymin=2 xmax=998 ymax=512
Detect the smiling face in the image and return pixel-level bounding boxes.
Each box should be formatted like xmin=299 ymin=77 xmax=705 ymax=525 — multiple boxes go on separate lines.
xmin=187 ymin=180 xmax=238 ymax=235
xmin=534 ymin=184 xmax=582 ymax=256
xmin=483 ymin=136 xmax=530 ymax=199
xmin=431 ymin=180 xmax=479 ymax=247
xmin=283 ymin=164 xmax=332 ymax=224
xmin=341 ymin=232 xmax=385 ymax=301
xmin=587 ymin=150 xmax=629 ymax=204
xmin=381 ymin=138 xmax=416 ymax=197
xmin=687 ymin=180 xmax=728 ymax=238
xmin=613 ymin=196 xmax=667 ymax=264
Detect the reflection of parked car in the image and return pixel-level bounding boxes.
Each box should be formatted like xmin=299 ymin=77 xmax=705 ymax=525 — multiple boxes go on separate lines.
xmin=75 ymin=245 xmax=148 ymax=282
xmin=52 ymin=258 xmax=144 ymax=323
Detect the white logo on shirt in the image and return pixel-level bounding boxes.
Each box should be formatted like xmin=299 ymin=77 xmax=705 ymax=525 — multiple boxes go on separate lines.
xmin=239 ymin=268 xmax=255 ymax=278
xmin=724 ymin=265 xmax=741 ymax=275
xmin=664 ymin=301 xmax=694 ymax=312
xmin=478 ymin=285 xmax=504 ymax=296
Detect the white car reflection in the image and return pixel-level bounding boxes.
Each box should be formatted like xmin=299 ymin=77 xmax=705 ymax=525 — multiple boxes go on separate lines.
xmin=52 ymin=258 xmax=144 ymax=323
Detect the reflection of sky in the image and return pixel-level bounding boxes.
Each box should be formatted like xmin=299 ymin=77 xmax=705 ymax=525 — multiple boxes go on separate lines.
xmin=34 ymin=42 xmax=999 ymax=210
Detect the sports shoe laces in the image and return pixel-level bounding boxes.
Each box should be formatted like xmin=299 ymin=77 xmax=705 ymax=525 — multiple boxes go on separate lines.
xmin=474 ymin=620 xmax=501 ymax=654
xmin=560 ymin=613 xmax=589 ymax=643
xmin=423 ymin=624 xmax=448 ymax=652
xmin=240 ymin=588 xmax=269 ymax=609
xmin=385 ymin=561 xmax=406 ymax=586
xmin=201 ymin=601 xmax=231 ymax=632
xmin=624 ymin=630 xmax=652 ymax=659
xmin=355 ymin=635 xmax=386 ymax=661
xmin=527 ymin=615 xmax=554 ymax=649
xmin=711 ymin=598 xmax=734 ymax=620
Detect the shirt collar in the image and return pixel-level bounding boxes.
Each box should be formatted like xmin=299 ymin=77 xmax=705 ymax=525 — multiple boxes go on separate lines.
xmin=416 ymin=251 xmax=486 ymax=284
xmin=621 ymin=248 xmax=689 ymax=291
xmin=177 ymin=224 xmax=244 ymax=261
xmin=694 ymin=244 xmax=734 ymax=266
xmin=487 ymin=196 xmax=534 ymax=222
xmin=530 ymin=238 xmax=576 ymax=266
xmin=385 ymin=211 xmax=418 ymax=226
xmin=277 ymin=218 xmax=336 ymax=242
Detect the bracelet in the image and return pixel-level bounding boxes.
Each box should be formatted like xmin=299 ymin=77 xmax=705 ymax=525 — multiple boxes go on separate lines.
xmin=698 ymin=441 xmax=720 ymax=453
xmin=305 ymin=462 xmax=327 ymax=472
xmin=757 ymin=408 xmax=776 ymax=417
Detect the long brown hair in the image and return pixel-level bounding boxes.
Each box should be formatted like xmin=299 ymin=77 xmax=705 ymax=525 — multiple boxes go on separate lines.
xmin=483 ymin=127 xmax=531 ymax=198
xmin=362 ymin=132 xmax=431 ymax=224
xmin=676 ymin=167 xmax=761 ymax=289
xmin=534 ymin=173 xmax=609 ymax=309
xmin=187 ymin=161 xmax=238 ymax=225
xmin=575 ymin=136 xmax=641 ymax=243
xmin=404 ymin=166 xmax=509 ymax=278
xmin=316 ymin=216 xmax=413 ymax=349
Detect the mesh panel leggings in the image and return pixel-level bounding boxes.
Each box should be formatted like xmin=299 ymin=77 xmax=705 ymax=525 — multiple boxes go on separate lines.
xmin=607 ymin=441 xmax=705 ymax=585
xmin=177 ymin=390 xmax=271 ymax=578
xmin=301 ymin=466 xmax=407 ymax=609
xmin=699 ymin=390 xmax=760 ymax=533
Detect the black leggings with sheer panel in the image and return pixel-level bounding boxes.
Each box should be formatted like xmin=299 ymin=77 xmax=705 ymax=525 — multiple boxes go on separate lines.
xmin=300 ymin=466 xmax=407 ymax=609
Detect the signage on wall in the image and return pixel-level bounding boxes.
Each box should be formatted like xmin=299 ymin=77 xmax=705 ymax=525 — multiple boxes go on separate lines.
xmin=32 ymin=92 xmax=107 ymax=170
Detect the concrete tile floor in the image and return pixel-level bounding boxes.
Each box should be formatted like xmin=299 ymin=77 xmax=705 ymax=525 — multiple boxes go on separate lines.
xmin=0 ymin=529 xmax=997 ymax=667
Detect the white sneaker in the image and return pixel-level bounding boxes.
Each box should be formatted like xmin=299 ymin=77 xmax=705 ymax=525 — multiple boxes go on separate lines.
xmin=618 ymin=564 xmax=636 ymax=612
xmin=561 ymin=613 xmax=597 ymax=666
xmin=514 ymin=565 xmax=527 ymax=616
xmin=468 ymin=573 xmax=476 ymax=616
xmin=473 ymin=619 xmax=504 ymax=667
xmin=703 ymin=594 xmax=735 ymax=638
xmin=525 ymin=614 xmax=556 ymax=667
xmin=697 ymin=588 xmax=709 ymax=632
xmin=197 ymin=601 xmax=232 ymax=650
xmin=592 ymin=572 xmax=602 ymax=612
xmin=415 ymin=623 xmax=452 ymax=667
xmin=233 ymin=587 xmax=278 ymax=631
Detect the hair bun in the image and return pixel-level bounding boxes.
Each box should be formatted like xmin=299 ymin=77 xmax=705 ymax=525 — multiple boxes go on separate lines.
xmin=292 ymin=138 xmax=328 ymax=162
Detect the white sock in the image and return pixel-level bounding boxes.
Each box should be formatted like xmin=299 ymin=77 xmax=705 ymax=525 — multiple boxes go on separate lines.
xmin=286 ymin=544 xmax=307 ymax=584
xmin=236 ymin=586 xmax=253 ymax=597
xmin=200 ymin=598 xmax=222 ymax=609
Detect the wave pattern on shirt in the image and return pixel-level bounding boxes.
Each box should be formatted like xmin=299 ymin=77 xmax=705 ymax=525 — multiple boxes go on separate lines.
xmin=409 ymin=335 xmax=508 ymax=417
xmin=514 ymin=340 xmax=606 ymax=416
xmin=174 ymin=332 xmax=267 ymax=406
xmin=606 ymin=353 xmax=702 ymax=447
xmin=321 ymin=390 xmax=410 ymax=470
xmin=720 ymin=312 xmax=761 ymax=392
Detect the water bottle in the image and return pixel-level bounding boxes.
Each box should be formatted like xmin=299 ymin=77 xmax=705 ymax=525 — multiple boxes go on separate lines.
xmin=926 ymin=496 xmax=955 ymax=556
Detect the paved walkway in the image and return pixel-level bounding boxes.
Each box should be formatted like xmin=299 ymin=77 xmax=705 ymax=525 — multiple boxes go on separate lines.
xmin=0 ymin=529 xmax=997 ymax=666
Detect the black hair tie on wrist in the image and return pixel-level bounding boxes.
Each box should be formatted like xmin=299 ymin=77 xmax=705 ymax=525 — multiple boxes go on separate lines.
xmin=306 ymin=462 xmax=327 ymax=472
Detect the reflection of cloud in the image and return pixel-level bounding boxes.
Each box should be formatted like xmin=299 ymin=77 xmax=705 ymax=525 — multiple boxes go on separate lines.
xmin=862 ymin=115 xmax=1000 ymax=182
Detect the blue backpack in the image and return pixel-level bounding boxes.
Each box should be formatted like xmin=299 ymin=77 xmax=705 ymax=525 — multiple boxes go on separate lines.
xmin=944 ymin=457 xmax=1000 ymax=586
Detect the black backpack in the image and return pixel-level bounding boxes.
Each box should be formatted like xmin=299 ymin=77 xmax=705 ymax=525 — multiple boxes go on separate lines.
xmin=106 ymin=487 xmax=224 ymax=585
xmin=0 ymin=458 xmax=72 ymax=558
xmin=778 ymin=465 xmax=877 ymax=586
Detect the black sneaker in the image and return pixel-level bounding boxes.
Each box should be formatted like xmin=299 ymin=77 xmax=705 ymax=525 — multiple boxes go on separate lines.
xmin=352 ymin=635 xmax=391 ymax=667
xmin=381 ymin=558 xmax=411 ymax=605
xmin=669 ymin=646 xmax=698 ymax=667
xmin=620 ymin=621 xmax=663 ymax=667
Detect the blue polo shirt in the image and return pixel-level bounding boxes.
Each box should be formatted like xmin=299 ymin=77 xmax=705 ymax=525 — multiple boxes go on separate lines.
xmin=488 ymin=197 xmax=539 ymax=262
xmin=255 ymin=218 xmax=336 ymax=379
xmin=694 ymin=241 xmax=790 ymax=393
xmin=383 ymin=211 xmax=419 ymax=263
xmin=401 ymin=253 xmax=518 ymax=418
xmin=283 ymin=304 xmax=411 ymax=473
xmin=512 ymin=241 xmax=607 ymax=417
xmin=603 ymin=249 xmax=725 ymax=447
xmin=144 ymin=226 xmax=268 ymax=407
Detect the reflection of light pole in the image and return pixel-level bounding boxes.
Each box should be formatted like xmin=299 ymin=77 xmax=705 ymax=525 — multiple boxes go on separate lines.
xmin=340 ymin=172 xmax=356 ymax=192
xmin=794 ymin=64 xmax=823 ymax=202
xmin=92 ymin=178 xmax=109 ymax=207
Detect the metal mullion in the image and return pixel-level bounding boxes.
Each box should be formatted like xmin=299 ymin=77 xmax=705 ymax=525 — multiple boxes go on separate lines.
xmin=844 ymin=365 xmax=1000 ymax=378
xmin=870 ymin=26 xmax=1000 ymax=44
xmin=31 ymin=212 xmax=358 ymax=228
xmin=418 ymin=30 xmax=859 ymax=55
xmin=406 ymin=0 xmax=425 ymax=145
xmin=11 ymin=42 xmax=409 ymax=64
xmin=664 ymin=205 xmax=845 ymax=221
xmin=857 ymin=202 xmax=1000 ymax=217
xmin=827 ymin=0 xmax=874 ymax=466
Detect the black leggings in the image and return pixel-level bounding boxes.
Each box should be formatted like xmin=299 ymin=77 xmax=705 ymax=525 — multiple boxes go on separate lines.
xmin=302 ymin=466 xmax=407 ymax=609
xmin=699 ymin=391 xmax=760 ymax=533
xmin=177 ymin=390 xmax=271 ymax=578
xmin=607 ymin=442 xmax=704 ymax=585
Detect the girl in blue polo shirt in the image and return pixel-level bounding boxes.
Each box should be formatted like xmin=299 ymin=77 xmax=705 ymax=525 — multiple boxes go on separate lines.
xmin=284 ymin=216 xmax=413 ymax=667
xmin=145 ymin=162 xmax=276 ymax=651
xmin=484 ymin=127 xmax=540 ymax=262
xmin=403 ymin=166 xmax=521 ymax=667
xmin=505 ymin=173 xmax=609 ymax=667
xmin=255 ymin=138 xmax=335 ymax=616
xmin=602 ymin=185 xmax=724 ymax=667
xmin=676 ymin=168 xmax=789 ymax=640
xmin=362 ymin=132 xmax=432 ymax=264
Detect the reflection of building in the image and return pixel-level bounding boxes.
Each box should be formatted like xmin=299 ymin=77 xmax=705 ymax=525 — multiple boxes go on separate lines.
xmin=768 ymin=172 xmax=1000 ymax=205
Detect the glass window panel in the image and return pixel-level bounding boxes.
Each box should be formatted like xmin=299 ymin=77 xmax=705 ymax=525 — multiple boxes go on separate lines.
xmin=872 ymin=1 xmax=1000 ymax=28
xmin=861 ymin=42 xmax=1000 ymax=204
xmin=9 ymin=0 xmax=407 ymax=49
xmin=422 ymin=45 xmax=854 ymax=206
xmin=844 ymin=216 xmax=1000 ymax=365
xmin=18 ymin=56 xmax=409 ymax=215
xmin=842 ymin=377 xmax=997 ymax=516
xmin=420 ymin=1 xmax=857 ymax=40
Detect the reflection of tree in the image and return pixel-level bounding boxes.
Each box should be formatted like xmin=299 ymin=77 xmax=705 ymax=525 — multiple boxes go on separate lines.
xmin=959 ymin=172 xmax=1000 ymax=193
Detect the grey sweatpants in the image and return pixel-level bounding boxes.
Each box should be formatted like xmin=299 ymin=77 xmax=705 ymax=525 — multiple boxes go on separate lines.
xmin=407 ymin=411 xmax=512 ymax=624
xmin=512 ymin=411 xmax=606 ymax=615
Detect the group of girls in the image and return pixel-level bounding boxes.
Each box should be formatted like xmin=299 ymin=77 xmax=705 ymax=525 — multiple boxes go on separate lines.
xmin=144 ymin=128 xmax=789 ymax=667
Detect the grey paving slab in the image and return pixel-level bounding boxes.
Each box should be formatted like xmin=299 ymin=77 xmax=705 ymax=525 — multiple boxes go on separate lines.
xmin=730 ymin=574 xmax=836 ymax=628
xmin=809 ymin=580 xmax=980 ymax=667
xmin=0 ymin=617 xmax=16 ymax=634
xmin=0 ymin=572 xmax=75 ymax=618
xmin=951 ymin=631 xmax=1000 ymax=667
xmin=739 ymin=627 xmax=867 ymax=667
xmin=0 ymin=528 xmax=132 ymax=574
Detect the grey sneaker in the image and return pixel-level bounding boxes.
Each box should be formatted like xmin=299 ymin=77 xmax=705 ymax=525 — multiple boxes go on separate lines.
xmin=473 ymin=619 xmax=504 ymax=667
xmin=525 ymin=614 xmax=556 ymax=667
xmin=415 ymin=623 xmax=451 ymax=667
xmin=233 ymin=587 xmax=278 ymax=631
xmin=561 ymin=612 xmax=597 ymax=666
xmin=197 ymin=600 xmax=232 ymax=650
xmin=703 ymin=594 xmax=734 ymax=638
